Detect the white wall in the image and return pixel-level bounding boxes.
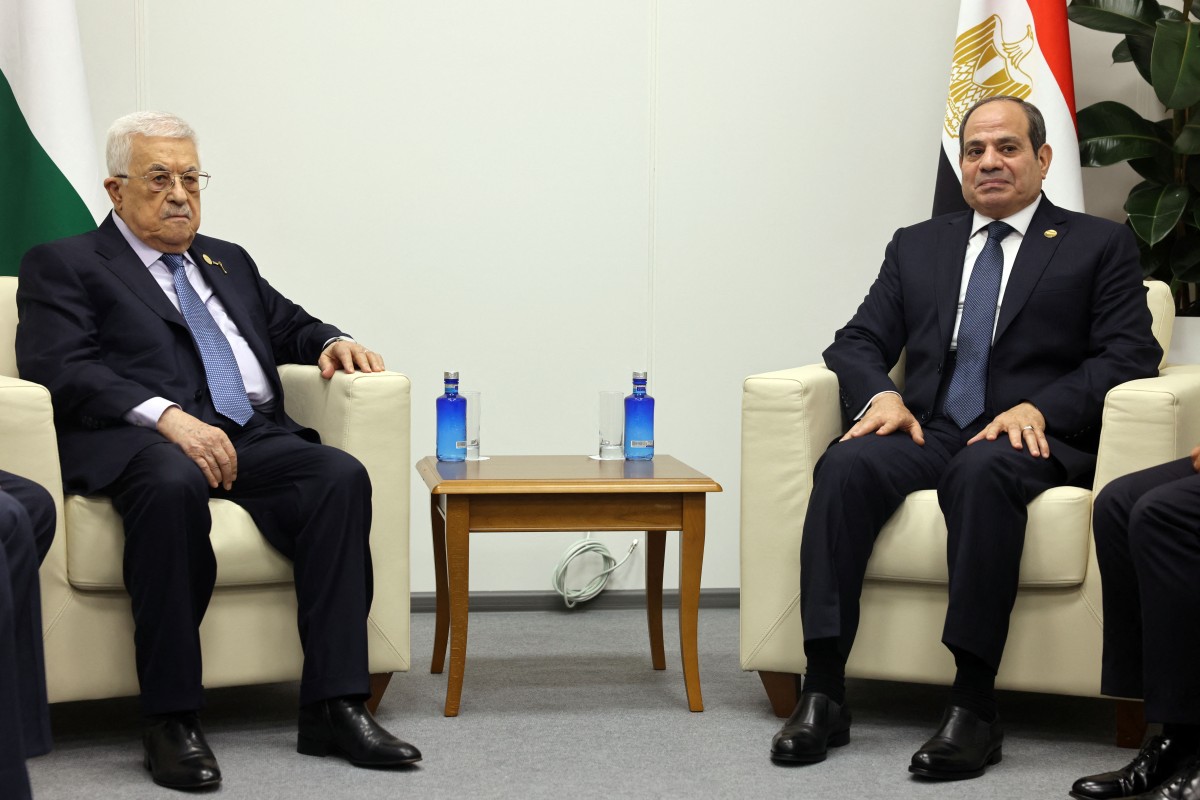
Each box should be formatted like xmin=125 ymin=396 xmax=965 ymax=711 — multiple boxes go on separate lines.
xmin=72 ymin=1 xmax=1150 ymax=594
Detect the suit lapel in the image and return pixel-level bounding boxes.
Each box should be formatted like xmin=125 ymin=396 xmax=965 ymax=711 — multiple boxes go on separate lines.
xmin=94 ymin=216 xmax=186 ymax=328
xmin=994 ymin=197 xmax=1068 ymax=342
xmin=935 ymin=212 xmax=973 ymax=352
xmin=189 ymin=240 xmax=277 ymax=377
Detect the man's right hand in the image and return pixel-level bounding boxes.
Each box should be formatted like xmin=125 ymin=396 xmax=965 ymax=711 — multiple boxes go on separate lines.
xmin=840 ymin=392 xmax=925 ymax=445
xmin=157 ymin=406 xmax=238 ymax=489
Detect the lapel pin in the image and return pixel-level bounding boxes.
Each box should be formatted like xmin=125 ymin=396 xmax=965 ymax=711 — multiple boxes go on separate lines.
xmin=202 ymin=253 xmax=227 ymax=273
xmin=1044 ymin=229 xmax=1057 ymax=238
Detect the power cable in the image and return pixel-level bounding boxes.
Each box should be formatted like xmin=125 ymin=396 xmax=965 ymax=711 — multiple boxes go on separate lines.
xmin=551 ymin=535 xmax=638 ymax=608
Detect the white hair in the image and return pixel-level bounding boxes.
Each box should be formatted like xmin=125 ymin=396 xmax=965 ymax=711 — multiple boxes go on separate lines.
xmin=105 ymin=111 xmax=198 ymax=176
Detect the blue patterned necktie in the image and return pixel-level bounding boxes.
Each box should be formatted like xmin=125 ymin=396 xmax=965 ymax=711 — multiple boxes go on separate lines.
xmin=162 ymin=253 xmax=254 ymax=425
xmin=942 ymin=220 xmax=1014 ymax=428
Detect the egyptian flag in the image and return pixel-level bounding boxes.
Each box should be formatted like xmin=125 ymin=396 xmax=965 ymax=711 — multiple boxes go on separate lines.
xmin=933 ymin=0 xmax=1084 ymax=217
xmin=0 ymin=0 xmax=102 ymax=277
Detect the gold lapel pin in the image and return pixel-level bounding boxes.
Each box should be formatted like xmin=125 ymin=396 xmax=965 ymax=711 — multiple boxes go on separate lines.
xmin=202 ymin=253 xmax=227 ymax=273
xmin=1044 ymin=230 xmax=1058 ymax=238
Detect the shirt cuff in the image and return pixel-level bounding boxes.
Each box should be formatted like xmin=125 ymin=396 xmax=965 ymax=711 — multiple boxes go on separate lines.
xmin=322 ymin=335 xmax=355 ymax=350
xmin=855 ymin=390 xmax=901 ymax=421
xmin=123 ymin=397 xmax=179 ymax=428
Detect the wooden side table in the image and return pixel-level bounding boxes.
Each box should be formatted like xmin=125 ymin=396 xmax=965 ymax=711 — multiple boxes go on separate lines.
xmin=416 ymin=455 xmax=722 ymax=716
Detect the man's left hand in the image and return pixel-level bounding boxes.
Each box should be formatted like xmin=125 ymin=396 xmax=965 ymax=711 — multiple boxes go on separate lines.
xmin=966 ymin=401 xmax=1050 ymax=458
xmin=319 ymin=340 xmax=385 ymax=379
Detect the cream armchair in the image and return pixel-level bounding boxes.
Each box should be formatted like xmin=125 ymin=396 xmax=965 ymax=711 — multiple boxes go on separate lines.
xmin=0 ymin=276 xmax=410 ymax=708
xmin=740 ymin=281 xmax=1200 ymax=740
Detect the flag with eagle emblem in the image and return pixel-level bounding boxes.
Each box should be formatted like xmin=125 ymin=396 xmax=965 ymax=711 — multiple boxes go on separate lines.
xmin=933 ymin=0 xmax=1084 ymax=217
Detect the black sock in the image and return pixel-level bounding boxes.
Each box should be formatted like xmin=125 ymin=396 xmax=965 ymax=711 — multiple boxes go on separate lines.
xmin=1162 ymin=723 xmax=1200 ymax=753
xmin=801 ymin=637 xmax=846 ymax=705
xmin=948 ymin=646 xmax=997 ymax=722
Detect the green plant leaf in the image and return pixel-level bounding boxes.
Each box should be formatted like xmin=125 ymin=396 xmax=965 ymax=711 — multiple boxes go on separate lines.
xmin=1152 ymin=20 xmax=1200 ymax=107
xmin=1114 ymin=38 xmax=1133 ymax=61
xmin=1130 ymin=152 xmax=1175 ymax=182
xmin=1126 ymin=181 xmax=1190 ymax=244
xmin=1068 ymin=0 xmax=1164 ymax=35
xmin=1127 ymin=32 xmax=1156 ymax=82
xmin=1134 ymin=221 xmax=1174 ymax=280
xmin=1077 ymin=101 xmax=1173 ymax=165
xmin=1177 ymin=103 xmax=1200 ymax=152
xmin=1170 ymin=229 xmax=1200 ymax=281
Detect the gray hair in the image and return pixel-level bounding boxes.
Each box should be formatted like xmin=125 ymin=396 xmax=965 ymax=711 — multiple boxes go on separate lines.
xmin=105 ymin=111 xmax=198 ymax=176
xmin=957 ymin=95 xmax=1046 ymax=157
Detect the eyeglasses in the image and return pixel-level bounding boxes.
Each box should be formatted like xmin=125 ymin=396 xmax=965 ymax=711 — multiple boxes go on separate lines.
xmin=115 ymin=170 xmax=210 ymax=193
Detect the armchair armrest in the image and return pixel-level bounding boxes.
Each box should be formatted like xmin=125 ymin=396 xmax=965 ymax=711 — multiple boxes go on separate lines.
xmin=740 ymin=364 xmax=842 ymax=669
xmin=0 ymin=375 xmax=68 ymax=637
xmin=1095 ymin=366 xmax=1200 ymax=493
xmin=278 ymin=366 xmax=412 ymax=671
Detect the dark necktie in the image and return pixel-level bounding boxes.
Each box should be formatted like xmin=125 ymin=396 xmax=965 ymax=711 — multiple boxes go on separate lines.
xmin=942 ymin=220 xmax=1014 ymax=428
xmin=162 ymin=253 xmax=254 ymax=425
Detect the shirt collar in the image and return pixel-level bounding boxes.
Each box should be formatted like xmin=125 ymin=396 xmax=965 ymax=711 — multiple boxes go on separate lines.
xmin=111 ymin=211 xmax=194 ymax=269
xmin=969 ymin=193 xmax=1042 ymax=240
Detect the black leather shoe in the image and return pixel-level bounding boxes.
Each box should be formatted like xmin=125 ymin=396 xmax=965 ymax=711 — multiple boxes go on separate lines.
xmin=298 ymin=697 xmax=422 ymax=767
xmin=908 ymin=705 xmax=1002 ymax=781
xmin=1072 ymin=736 xmax=1196 ymax=799
xmin=142 ymin=712 xmax=221 ymax=791
xmin=1132 ymin=757 xmax=1200 ymax=799
xmin=769 ymin=691 xmax=851 ymax=764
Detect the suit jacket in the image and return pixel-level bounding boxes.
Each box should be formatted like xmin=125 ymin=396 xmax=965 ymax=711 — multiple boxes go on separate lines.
xmin=15 ymin=213 xmax=344 ymax=494
xmin=823 ymin=195 xmax=1162 ymax=479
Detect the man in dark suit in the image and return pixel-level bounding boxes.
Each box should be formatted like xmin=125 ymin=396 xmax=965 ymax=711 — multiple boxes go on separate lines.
xmin=15 ymin=111 xmax=420 ymax=791
xmin=1069 ymin=446 xmax=1200 ymax=800
xmin=0 ymin=471 xmax=55 ymax=800
xmin=768 ymin=96 xmax=1162 ymax=780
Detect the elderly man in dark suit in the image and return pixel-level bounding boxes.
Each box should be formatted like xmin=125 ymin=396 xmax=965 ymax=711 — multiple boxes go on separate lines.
xmin=768 ymin=96 xmax=1162 ymax=780
xmin=0 ymin=471 xmax=55 ymax=800
xmin=15 ymin=111 xmax=420 ymax=791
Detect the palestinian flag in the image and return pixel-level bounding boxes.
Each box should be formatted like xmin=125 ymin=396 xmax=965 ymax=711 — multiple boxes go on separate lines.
xmin=0 ymin=0 xmax=102 ymax=277
xmin=933 ymin=0 xmax=1084 ymax=217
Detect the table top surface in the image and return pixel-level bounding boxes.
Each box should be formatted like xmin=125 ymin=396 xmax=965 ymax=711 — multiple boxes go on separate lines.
xmin=416 ymin=455 xmax=722 ymax=495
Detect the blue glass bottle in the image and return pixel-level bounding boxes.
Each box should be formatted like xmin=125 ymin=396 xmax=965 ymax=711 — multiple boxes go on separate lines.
xmin=436 ymin=371 xmax=467 ymax=462
xmin=624 ymin=371 xmax=654 ymax=460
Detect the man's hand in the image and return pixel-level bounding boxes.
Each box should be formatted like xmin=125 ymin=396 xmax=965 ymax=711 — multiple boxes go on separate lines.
xmin=841 ymin=392 xmax=925 ymax=445
xmin=967 ymin=401 xmax=1050 ymax=458
xmin=1191 ymin=443 xmax=1200 ymax=472
xmin=318 ymin=340 xmax=385 ymax=379
xmin=157 ymin=406 xmax=238 ymax=489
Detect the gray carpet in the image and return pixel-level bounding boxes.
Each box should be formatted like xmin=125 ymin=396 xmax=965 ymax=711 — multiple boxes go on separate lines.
xmin=28 ymin=606 xmax=1129 ymax=799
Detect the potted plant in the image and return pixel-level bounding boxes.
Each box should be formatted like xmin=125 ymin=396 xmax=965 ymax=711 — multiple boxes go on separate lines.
xmin=1069 ymin=0 xmax=1200 ymax=312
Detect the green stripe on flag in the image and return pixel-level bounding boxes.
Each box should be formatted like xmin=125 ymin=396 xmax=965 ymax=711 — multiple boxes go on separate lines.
xmin=0 ymin=69 xmax=95 ymax=277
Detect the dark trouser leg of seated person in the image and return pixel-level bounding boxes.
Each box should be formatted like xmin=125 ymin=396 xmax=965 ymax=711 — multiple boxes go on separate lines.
xmin=1127 ymin=468 xmax=1200 ymax=726
xmin=0 ymin=493 xmax=38 ymax=800
xmin=218 ymin=423 xmax=420 ymax=767
xmin=937 ymin=436 xmax=1063 ymax=671
xmin=0 ymin=475 xmax=54 ymax=759
xmin=911 ymin=437 xmax=1062 ymax=782
xmin=800 ymin=427 xmax=953 ymax=653
xmin=1073 ymin=460 xmax=1200 ymax=800
xmin=105 ymin=443 xmax=214 ymax=716
xmin=221 ymin=424 xmax=374 ymax=704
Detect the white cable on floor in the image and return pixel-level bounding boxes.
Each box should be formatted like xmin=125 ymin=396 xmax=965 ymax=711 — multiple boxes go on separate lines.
xmin=551 ymin=535 xmax=639 ymax=608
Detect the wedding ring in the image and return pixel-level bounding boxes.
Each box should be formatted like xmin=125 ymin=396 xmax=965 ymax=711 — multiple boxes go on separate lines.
xmin=1021 ymin=425 xmax=1034 ymax=431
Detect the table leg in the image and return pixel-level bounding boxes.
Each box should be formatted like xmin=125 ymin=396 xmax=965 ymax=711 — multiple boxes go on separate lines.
xmin=430 ymin=494 xmax=449 ymax=674
xmin=644 ymin=530 xmax=667 ymax=670
xmin=443 ymin=495 xmax=471 ymax=716
xmin=679 ymin=493 xmax=706 ymax=712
